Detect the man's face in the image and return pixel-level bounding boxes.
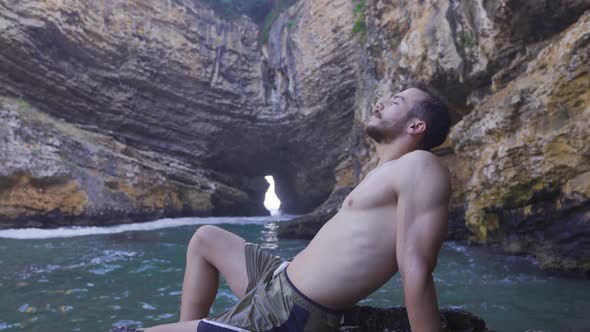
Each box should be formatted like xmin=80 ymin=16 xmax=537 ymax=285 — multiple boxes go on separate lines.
xmin=365 ymin=88 xmax=429 ymax=143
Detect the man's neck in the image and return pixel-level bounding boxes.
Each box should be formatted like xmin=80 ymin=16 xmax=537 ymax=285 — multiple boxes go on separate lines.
xmin=375 ymin=138 xmax=417 ymax=167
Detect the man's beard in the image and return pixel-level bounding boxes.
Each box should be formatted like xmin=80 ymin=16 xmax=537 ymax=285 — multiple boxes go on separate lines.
xmin=365 ymin=118 xmax=407 ymax=144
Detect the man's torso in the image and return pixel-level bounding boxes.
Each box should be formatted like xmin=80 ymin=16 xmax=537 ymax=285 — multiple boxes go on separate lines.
xmin=286 ymin=151 xmax=447 ymax=309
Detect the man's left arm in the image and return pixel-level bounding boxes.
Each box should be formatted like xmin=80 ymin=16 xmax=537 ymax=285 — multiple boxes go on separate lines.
xmin=395 ymin=159 xmax=451 ymax=332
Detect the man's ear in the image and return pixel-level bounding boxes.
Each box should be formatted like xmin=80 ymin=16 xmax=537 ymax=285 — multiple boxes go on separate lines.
xmin=407 ymin=120 xmax=426 ymax=134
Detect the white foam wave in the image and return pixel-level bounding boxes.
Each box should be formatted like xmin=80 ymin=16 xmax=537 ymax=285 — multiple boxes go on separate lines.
xmin=444 ymin=241 xmax=469 ymax=253
xmin=0 ymin=215 xmax=298 ymax=240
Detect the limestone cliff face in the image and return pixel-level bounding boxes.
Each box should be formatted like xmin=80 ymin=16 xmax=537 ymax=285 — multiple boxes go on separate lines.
xmin=450 ymin=12 xmax=590 ymax=273
xmin=0 ymin=0 xmax=270 ymax=224
xmin=282 ymin=0 xmax=590 ymax=275
xmin=1 ymin=0 xmax=589 ymax=274
xmin=331 ymin=0 xmax=590 ymax=274
xmin=0 ymin=98 xmax=219 ymax=228
xmin=223 ymin=0 xmax=359 ymax=213
xmin=0 ymin=0 xmax=358 ymax=224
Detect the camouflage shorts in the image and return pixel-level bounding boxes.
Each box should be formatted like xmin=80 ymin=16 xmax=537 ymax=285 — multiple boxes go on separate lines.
xmin=197 ymin=243 xmax=343 ymax=332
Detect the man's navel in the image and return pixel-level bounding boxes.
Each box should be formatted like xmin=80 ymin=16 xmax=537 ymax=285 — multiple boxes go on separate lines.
xmin=347 ymin=199 xmax=353 ymax=207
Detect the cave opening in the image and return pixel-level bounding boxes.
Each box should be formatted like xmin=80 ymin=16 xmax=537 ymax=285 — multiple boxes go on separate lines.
xmin=263 ymin=175 xmax=281 ymax=216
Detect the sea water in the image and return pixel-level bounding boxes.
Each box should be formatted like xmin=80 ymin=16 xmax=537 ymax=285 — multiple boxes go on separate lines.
xmin=0 ymin=216 xmax=588 ymax=332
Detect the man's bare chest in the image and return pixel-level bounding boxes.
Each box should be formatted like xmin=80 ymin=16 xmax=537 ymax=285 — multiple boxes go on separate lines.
xmin=340 ymin=171 xmax=398 ymax=211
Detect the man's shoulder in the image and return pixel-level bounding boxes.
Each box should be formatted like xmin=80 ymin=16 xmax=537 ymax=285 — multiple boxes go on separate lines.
xmin=389 ymin=150 xmax=451 ymax=195
xmin=400 ymin=149 xmax=442 ymax=165
xmin=387 ymin=150 xmax=449 ymax=177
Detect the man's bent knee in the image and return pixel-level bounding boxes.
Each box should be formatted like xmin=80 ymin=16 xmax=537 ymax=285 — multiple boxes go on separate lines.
xmin=188 ymin=225 xmax=224 ymax=256
xmin=185 ymin=225 xmax=249 ymax=301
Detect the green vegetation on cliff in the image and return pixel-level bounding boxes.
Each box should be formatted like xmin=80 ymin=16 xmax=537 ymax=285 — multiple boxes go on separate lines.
xmin=17 ymin=97 xmax=31 ymax=111
xmin=351 ymin=0 xmax=366 ymax=38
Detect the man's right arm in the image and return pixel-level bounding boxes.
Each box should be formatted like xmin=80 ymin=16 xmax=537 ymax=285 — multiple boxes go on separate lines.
xmin=394 ymin=156 xmax=450 ymax=332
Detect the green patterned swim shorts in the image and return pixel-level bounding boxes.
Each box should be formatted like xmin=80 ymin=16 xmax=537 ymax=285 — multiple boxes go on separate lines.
xmin=197 ymin=243 xmax=343 ymax=332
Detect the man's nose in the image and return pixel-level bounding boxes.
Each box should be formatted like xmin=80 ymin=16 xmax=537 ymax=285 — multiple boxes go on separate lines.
xmin=373 ymin=102 xmax=384 ymax=112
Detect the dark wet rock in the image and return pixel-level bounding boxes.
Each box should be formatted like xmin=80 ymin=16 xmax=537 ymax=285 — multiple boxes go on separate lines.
xmin=108 ymin=306 xmax=491 ymax=332
xmin=340 ymin=306 xmax=491 ymax=332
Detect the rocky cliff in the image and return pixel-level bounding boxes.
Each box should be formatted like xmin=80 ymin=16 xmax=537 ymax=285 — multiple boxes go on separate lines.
xmin=0 ymin=0 xmax=358 ymax=224
xmin=0 ymin=0 xmax=589 ymax=274
xmin=355 ymin=0 xmax=590 ymax=275
xmin=281 ymin=0 xmax=590 ymax=276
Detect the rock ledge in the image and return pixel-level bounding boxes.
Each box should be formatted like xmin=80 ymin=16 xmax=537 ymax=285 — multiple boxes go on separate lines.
xmin=109 ymin=306 xmax=491 ymax=332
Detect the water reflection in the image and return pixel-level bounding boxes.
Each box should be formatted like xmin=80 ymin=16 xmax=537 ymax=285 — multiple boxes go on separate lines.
xmin=259 ymin=222 xmax=279 ymax=250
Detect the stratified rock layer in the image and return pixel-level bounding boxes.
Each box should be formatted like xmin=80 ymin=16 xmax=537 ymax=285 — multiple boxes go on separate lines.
xmin=0 ymin=0 xmax=589 ymax=274
xmin=0 ymin=0 xmax=271 ymax=225
xmin=450 ymin=11 xmax=590 ymax=274
xmin=0 ymin=0 xmax=358 ymax=225
xmin=280 ymin=1 xmax=590 ymax=275
xmin=0 ymin=98 xmax=219 ymax=228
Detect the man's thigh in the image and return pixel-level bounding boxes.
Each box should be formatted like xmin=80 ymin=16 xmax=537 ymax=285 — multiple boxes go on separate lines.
xmin=144 ymin=319 xmax=200 ymax=332
xmin=194 ymin=225 xmax=249 ymax=299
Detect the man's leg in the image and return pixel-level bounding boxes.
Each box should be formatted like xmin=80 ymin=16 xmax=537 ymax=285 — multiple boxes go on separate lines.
xmin=144 ymin=319 xmax=200 ymax=332
xmin=179 ymin=225 xmax=249 ymax=321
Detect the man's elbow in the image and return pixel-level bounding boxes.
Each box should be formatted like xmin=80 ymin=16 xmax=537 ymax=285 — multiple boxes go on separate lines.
xmin=399 ymin=257 xmax=435 ymax=280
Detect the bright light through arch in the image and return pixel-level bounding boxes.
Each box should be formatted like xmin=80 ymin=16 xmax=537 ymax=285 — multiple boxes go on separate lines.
xmin=264 ymin=175 xmax=281 ymax=215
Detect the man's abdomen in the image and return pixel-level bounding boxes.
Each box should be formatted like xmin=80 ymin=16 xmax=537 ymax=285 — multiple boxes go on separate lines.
xmin=287 ymin=211 xmax=399 ymax=309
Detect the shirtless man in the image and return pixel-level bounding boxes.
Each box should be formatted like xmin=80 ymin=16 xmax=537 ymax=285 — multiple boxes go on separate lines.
xmin=145 ymin=83 xmax=452 ymax=332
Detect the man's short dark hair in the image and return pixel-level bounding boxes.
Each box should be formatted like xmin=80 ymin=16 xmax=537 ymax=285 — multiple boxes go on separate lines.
xmin=403 ymin=81 xmax=452 ymax=151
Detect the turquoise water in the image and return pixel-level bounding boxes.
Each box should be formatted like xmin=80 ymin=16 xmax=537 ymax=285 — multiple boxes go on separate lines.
xmin=0 ymin=216 xmax=589 ymax=332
